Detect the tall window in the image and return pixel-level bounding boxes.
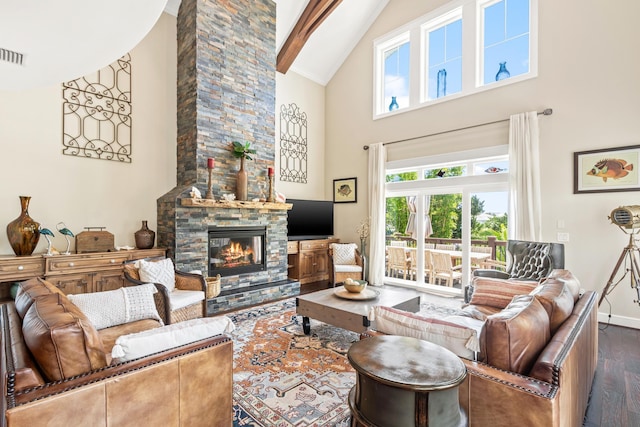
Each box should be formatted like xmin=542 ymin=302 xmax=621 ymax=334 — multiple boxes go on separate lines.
xmin=480 ymin=0 xmax=530 ymax=85
xmin=377 ymin=33 xmax=410 ymax=114
xmin=423 ymin=11 xmax=462 ymax=100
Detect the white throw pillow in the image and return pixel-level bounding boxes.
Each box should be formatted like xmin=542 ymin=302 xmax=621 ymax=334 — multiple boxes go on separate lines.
xmin=69 ymin=284 xmax=162 ymax=330
xmin=111 ymin=316 xmax=235 ymax=362
xmin=138 ymin=258 xmax=176 ymax=293
xmin=332 ymin=243 xmax=357 ymax=265
xmin=371 ymin=306 xmax=484 ymax=360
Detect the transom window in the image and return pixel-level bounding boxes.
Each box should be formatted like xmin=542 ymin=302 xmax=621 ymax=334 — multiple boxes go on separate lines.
xmin=373 ymin=0 xmax=537 ymax=118
xmin=480 ymin=0 xmax=530 ymax=85
xmin=423 ymin=9 xmax=462 ymax=101
xmin=377 ymin=33 xmax=410 ymax=113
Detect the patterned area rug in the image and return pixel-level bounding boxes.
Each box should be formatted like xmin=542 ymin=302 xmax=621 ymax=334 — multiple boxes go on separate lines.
xmin=229 ymin=299 xmax=357 ymax=427
xmin=228 ymin=292 xmax=465 ymax=426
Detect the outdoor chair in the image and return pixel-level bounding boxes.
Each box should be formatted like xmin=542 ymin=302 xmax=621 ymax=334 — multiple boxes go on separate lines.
xmin=430 ymin=251 xmax=462 ymax=287
xmin=386 ymin=246 xmax=410 ymax=279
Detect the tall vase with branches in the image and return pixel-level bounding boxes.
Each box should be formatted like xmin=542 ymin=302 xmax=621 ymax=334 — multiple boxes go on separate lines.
xmin=356 ymin=217 xmax=371 ymax=281
xmin=231 ymin=141 xmax=256 ymax=201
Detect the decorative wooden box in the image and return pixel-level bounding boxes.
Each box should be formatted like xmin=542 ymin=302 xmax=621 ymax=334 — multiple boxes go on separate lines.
xmin=76 ymin=228 xmax=115 ymax=253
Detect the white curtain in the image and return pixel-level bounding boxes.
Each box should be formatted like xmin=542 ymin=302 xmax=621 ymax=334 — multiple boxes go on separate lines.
xmin=404 ymin=196 xmax=432 ymax=239
xmin=508 ymin=111 xmax=542 ymax=241
xmin=368 ymin=143 xmax=387 ymax=286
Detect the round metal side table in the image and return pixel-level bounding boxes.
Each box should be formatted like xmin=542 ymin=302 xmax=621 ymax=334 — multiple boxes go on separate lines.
xmin=347 ymin=335 xmax=467 ymax=427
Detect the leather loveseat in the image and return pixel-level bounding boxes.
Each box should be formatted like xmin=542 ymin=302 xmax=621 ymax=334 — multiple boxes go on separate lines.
xmin=363 ymin=270 xmax=598 ymax=427
xmin=1 ymin=277 xmax=233 ymax=427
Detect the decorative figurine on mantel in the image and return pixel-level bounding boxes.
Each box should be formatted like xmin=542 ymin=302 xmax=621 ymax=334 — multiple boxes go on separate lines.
xmin=231 ymin=141 xmax=256 ymax=201
xmin=190 ymin=186 xmax=202 ymax=199
xmin=56 ymin=222 xmax=74 ymax=255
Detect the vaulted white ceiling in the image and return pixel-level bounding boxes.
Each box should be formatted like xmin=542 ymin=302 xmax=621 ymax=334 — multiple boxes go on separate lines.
xmin=165 ymin=0 xmax=388 ymax=86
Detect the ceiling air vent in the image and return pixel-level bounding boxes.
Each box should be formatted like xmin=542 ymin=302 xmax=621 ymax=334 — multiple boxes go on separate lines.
xmin=0 ymin=48 xmax=24 ymax=66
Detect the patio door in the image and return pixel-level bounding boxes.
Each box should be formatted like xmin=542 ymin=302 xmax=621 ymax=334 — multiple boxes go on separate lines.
xmin=384 ymin=148 xmax=509 ymax=295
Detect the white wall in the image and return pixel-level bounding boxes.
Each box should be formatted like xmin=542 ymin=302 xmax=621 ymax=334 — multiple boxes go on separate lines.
xmin=325 ymin=0 xmax=640 ymax=327
xmin=0 ymin=13 xmax=177 ymax=254
xmin=275 ymin=70 xmax=326 ymax=200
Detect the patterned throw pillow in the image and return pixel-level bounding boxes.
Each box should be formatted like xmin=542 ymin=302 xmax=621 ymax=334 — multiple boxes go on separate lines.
xmin=372 ymin=306 xmax=484 ymax=360
xmin=469 ymin=277 xmax=539 ymax=309
xmin=138 ymin=258 xmax=176 ymax=292
xmin=332 ymin=243 xmax=357 ymax=265
xmin=68 ymin=284 xmax=162 ymax=330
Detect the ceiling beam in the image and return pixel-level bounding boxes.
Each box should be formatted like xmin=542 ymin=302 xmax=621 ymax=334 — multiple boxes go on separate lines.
xmin=276 ymin=0 xmax=343 ymax=74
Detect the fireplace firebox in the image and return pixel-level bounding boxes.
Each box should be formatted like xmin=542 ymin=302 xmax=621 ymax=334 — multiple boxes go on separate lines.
xmin=208 ymin=226 xmax=266 ymax=277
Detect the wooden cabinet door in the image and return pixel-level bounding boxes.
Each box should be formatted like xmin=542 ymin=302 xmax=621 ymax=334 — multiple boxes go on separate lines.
xmin=300 ymin=252 xmax=316 ymax=280
xmin=47 ymin=274 xmax=91 ymax=295
xmin=93 ymin=270 xmax=125 ymax=292
xmin=314 ymin=251 xmax=329 ymax=276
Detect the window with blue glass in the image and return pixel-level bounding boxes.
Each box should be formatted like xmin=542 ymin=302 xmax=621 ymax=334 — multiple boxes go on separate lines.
xmin=383 ymin=41 xmax=410 ymax=112
xmin=426 ymin=18 xmax=462 ymax=100
xmin=481 ymin=0 xmax=530 ymax=85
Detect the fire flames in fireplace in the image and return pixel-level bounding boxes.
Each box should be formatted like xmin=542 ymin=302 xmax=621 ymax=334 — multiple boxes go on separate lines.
xmin=209 ymin=226 xmax=266 ymax=276
xmin=217 ymin=241 xmax=255 ymax=268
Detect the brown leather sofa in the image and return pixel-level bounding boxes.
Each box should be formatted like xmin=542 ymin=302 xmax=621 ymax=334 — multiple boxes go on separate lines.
xmin=363 ymin=270 xmax=598 ymax=427
xmin=1 ymin=278 xmax=233 ymax=427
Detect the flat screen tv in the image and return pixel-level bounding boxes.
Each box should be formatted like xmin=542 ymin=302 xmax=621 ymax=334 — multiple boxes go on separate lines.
xmin=287 ymin=199 xmax=334 ymax=240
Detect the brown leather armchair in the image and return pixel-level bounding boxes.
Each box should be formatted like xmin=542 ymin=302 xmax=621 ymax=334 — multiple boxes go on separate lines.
xmin=465 ymin=240 xmax=565 ymax=302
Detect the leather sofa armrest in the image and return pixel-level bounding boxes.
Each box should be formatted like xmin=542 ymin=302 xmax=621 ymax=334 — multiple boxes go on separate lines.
xmin=463 ymin=359 xmax=556 ymax=398
xmin=13 ymin=334 xmax=232 ymax=406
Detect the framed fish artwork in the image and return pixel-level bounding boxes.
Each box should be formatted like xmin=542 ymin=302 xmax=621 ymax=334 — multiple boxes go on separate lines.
xmin=333 ymin=177 xmax=357 ymax=203
xmin=574 ymin=145 xmax=640 ymax=194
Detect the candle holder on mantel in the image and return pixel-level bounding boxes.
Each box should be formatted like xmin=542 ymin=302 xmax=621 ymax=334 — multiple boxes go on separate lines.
xmin=206 ymin=158 xmax=215 ymax=200
xmin=267 ymin=167 xmax=275 ymax=203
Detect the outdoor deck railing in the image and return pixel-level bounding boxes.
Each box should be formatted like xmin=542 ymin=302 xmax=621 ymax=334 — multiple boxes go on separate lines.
xmin=385 ymin=235 xmax=507 ymax=261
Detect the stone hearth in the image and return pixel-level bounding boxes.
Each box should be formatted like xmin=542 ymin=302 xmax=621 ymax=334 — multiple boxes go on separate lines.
xmin=157 ymin=0 xmax=298 ymax=314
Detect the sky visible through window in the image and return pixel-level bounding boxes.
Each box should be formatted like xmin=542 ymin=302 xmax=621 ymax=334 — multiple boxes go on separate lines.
xmin=384 ymin=42 xmax=410 ymax=111
xmin=428 ymin=19 xmax=462 ymax=100
xmin=483 ymin=0 xmax=530 ymax=84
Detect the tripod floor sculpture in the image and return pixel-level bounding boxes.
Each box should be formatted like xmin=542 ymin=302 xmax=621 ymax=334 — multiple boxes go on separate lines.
xmin=599 ymin=231 xmax=640 ymax=307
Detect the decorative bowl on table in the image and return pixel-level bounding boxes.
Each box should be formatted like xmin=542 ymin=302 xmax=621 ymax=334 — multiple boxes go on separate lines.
xmin=343 ymin=278 xmax=367 ymax=293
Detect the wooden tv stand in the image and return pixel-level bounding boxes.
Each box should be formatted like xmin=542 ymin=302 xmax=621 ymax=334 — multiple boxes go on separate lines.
xmin=287 ymin=238 xmax=339 ymax=286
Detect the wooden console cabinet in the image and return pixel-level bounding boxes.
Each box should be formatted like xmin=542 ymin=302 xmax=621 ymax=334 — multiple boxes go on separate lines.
xmin=287 ymin=239 xmax=338 ymax=285
xmin=0 ymin=248 xmax=166 ymax=297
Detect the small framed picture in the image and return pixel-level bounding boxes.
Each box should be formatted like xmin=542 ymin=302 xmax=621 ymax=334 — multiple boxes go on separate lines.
xmin=333 ymin=177 xmax=357 ymax=203
xmin=574 ymin=145 xmax=640 ymax=194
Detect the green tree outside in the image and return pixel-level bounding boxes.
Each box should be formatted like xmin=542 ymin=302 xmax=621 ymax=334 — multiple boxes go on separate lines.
xmin=385 ymin=168 xmax=507 ymax=244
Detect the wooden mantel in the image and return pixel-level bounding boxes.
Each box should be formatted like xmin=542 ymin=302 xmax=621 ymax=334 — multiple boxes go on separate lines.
xmin=181 ymin=198 xmax=292 ymax=210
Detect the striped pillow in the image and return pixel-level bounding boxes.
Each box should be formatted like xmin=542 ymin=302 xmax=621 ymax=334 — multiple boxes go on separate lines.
xmin=469 ymin=277 xmax=539 ymax=309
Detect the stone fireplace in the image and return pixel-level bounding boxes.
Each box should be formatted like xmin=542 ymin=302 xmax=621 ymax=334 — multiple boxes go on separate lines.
xmin=157 ymin=0 xmax=299 ymax=314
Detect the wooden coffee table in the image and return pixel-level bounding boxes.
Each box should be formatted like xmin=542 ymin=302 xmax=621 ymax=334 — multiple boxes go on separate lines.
xmin=296 ymin=285 xmax=421 ymax=334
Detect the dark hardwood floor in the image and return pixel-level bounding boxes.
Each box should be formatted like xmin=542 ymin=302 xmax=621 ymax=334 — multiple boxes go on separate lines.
xmin=583 ymin=323 xmax=640 ymax=426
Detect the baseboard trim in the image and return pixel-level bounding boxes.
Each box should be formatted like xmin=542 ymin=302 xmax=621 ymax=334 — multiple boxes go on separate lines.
xmin=598 ymin=312 xmax=640 ymax=329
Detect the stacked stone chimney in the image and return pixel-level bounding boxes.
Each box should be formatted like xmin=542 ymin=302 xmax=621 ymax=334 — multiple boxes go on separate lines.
xmin=157 ymin=0 xmax=297 ymax=313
